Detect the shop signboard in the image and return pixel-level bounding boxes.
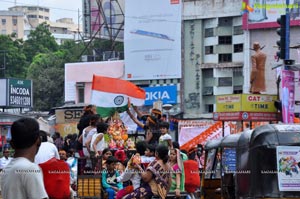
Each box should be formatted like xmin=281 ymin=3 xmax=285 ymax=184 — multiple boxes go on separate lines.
xmin=276 ymin=146 xmax=300 ymax=191
xmin=55 ymin=109 xmax=84 ymax=124
xmin=144 ymin=85 xmax=177 ymax=106
xmin=216 ymin=94 xmax=278 ymax=113
xmin=213 ymin=112 xmax=279 ymax=121
xmin=7 ymin=78 xmax=32 ymax=108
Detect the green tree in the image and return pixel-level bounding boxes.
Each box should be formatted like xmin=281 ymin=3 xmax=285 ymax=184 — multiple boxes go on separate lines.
xmin=0 ymin=35 xmax=27 ymax=78
xmin=59 ymin=40 xmax=86 ymax=62
xmin=27 ymin=51 xmax=66 ymax=111
xmin=23 ymin=22 xmax=58 ymax=63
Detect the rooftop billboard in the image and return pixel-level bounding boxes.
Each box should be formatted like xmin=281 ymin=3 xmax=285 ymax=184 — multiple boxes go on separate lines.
xmin=242 ymin=0 xmax=300 ymax=29
xmin=124 ymin=0 xmax=182 ymax=80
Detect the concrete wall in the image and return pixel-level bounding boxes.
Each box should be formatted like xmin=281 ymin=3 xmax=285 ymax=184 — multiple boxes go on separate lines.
xmin=183 ymin=0 xmax=242 ymax=20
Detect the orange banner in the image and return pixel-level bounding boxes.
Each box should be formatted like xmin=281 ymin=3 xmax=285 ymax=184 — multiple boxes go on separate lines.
xmin=180 ymin=121 xmax=223 ymax=152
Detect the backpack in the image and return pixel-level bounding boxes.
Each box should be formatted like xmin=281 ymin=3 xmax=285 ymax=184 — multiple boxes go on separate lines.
xmin=183 ymin=160 xmax=201 ymax=193
xmin=39 ymin=157 xmax=71 ymax=198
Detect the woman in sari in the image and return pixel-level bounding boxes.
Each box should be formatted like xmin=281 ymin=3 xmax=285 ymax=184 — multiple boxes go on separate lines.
xmin=168 ymin=148 xmax=185 ymax=198
xmin=123 ymin=144 xmax=172 ymax=199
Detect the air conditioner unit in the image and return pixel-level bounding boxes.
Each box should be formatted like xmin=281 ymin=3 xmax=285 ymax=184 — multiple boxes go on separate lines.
xmin=202 ymin=87 xmax=213 ymax=96
xmin=81 ymin=55 xmax=88 ymax=62
xmin=103 ymin=51 xmax=119 ymax=61
xmin=81 ymin=55 xmax=95 ymax=62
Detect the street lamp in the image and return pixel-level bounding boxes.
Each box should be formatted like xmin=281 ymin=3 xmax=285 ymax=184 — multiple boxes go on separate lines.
xmin=162 ymin=104 xmax=173 ymax=122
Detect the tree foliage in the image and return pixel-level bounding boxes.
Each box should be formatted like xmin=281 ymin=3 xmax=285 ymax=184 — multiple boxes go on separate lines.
xmin=27 ymin=51 xmax=66 ymax=111
xmin=59 ymin=40 xmax=86 ymax=63
xmin=23 ymin=22 xmax=58 ymax=63
xmin=0 ymin=35 xmax=27 ymax=78
xmin=0 ymin=24 xmax=124 ymax=111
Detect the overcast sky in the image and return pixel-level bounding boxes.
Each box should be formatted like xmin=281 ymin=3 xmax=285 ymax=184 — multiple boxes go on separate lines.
xmin=1 ymin=0 xmax=82 ymax=23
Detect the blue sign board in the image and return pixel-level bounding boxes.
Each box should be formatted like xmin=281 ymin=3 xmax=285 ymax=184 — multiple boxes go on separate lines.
xmin=222 ymin=149 xmax=236 ymax=172
xmin=144 ymin=85 xmax=177 ymax=106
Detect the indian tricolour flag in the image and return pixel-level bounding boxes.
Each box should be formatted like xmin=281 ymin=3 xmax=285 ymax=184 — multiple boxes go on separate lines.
xmin=91 ymin=75 xmax=146 ymax=117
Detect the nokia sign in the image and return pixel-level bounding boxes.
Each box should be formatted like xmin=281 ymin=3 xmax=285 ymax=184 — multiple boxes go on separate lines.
xmin=144 ymin=85 xmax=177 ymax=106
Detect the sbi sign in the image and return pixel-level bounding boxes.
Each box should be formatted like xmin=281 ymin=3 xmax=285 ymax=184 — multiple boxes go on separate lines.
xmin=144 ymin=85 xmax=177 ymax=106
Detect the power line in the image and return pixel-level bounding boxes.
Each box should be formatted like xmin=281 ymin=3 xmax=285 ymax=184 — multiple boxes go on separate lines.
xmin=0 ymin=0 xmax=81 ymax=13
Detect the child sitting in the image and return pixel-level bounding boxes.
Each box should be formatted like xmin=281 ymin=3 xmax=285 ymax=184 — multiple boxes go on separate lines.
xmin=141 ymin=144 xmax=156 ymax=168
xmin=159 ymin=122 xmax=173 ymax=149
xmin=102 ymin=156 xmax=123 ymax=199
xmin=115 ymin=153 xmax=142 ymax=199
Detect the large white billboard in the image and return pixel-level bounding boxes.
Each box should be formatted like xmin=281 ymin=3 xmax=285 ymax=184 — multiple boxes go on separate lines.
xmin=124 ymin=0 xmax=182 ymax=80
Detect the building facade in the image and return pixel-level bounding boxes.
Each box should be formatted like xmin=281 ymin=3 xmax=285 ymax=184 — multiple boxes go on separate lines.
xmin=0 ymin=10 xmax=25 ymax=39
xmin=183 ymin=0 xmax=246 ymax=118
xmin=48 ymin=18 xmax=80 ymax=44
xmin=1 ymin=6 xmax=81 ymax=43
xmin=9 ymin=6 xmax=50 ymax=28
xmin=182 ymin=0 xmax=300 ymax=119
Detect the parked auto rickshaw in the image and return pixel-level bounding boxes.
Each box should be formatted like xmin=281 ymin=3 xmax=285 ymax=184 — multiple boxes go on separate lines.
xmin=236 ymin=124 xmax=300 ymax=199
xmin=201 ymin=124 xmax=300 ymax=199
xmin=201 ymin=132 xmax=243 ymax=199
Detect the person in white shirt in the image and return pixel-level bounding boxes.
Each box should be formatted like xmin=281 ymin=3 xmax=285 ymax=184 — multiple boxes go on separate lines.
xmin=78 ymin=114 xmax=100 ymax=157
xmin=88 ymin=122 xmax=108 ymax=157
xmin=1 ymin=117 xmax=48 ymax=199
xmin=0 ymin=149 xmax=13 ymax=193
xmin=35 ymin=130 xmax=59 ymax=164
xmin=158 ymin=122 xmax=173 ymax=149
xmin=140 ymin=144 xmax=155 ymax=168
xmin=0 ymin=149 xmax=12 ymax=170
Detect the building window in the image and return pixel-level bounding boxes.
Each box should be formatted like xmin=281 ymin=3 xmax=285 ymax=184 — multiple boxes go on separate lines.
xmin=12 ymin=18 xmax=17 ymax=25
xmin=45 ymin=17 xmax=49 ymax=20
xmin=28 ymin=15 xmax=38 ymax=18
xmin=1 ymin=19 xmax=6 ymax=25
xmin=219 ymin=17 xmax=232 ymax=26
xmin=233 ymin=67 xmax=243 ymax=77
xmin=204 ymin=28 xmax=214 ymax=37
xmin=39 ymin=15 xmax=43 ymax=19
xmin=219 ymin=54 xmax=232 ymax=63
xmin=202 ymin=68 xmax=213 ymax=78
xmin=28 ymin=7 xmax=37 ymax=10
xmin=78 ymin=88 xmax=84 ymax=103
xmin=233 ymin=85 xmax=243 ymax=94
xmin=44 ymin=9 xmax=50 ymax=12
xmin=218 ymin=77 xmax=232 ymax=87
xmin=205 ymin=46 xmax=214 ymax=55
xmin=233 ymin=25 xmax=243 ymax=35
xmin=205 ymin=104 xmax=214 ymax=113
xmin=1 ymin=29 xmax=6 ymax=35
xmin=77 ymin=82 xmax=85 ymax=103
xmin=234 ymin=44 xmax=243 ymax=53
xmin=39 ymin=7 xmax=44 ymax=11
xmin=219 ymin=36 xmax=232 ymax=44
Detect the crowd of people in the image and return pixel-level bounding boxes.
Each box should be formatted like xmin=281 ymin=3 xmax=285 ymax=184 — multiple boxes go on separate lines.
xmin=0 ymin=104 xmax=203 ymax=199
